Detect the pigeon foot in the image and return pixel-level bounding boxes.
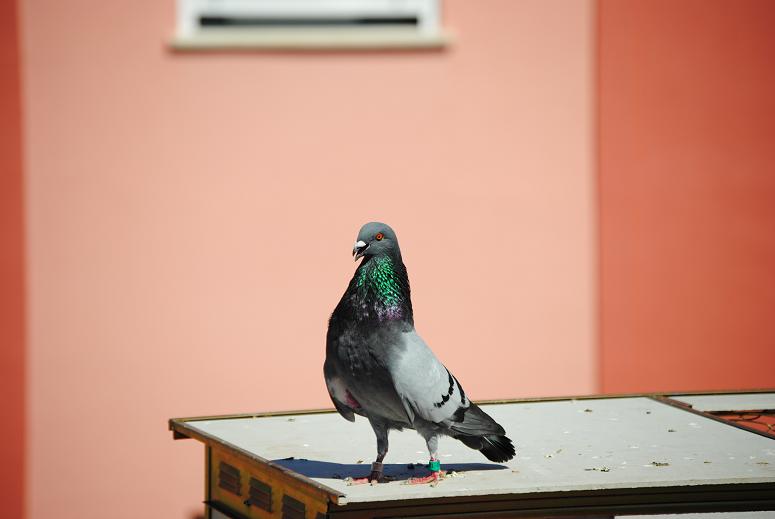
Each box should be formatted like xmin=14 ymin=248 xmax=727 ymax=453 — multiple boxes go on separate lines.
xmin=406 ymin=470 xmax=445 ymax=486
xmin=346 ymin=462 xmax=388 ymax=485
xmin=407 ymin=458 xmax=444 ymax=485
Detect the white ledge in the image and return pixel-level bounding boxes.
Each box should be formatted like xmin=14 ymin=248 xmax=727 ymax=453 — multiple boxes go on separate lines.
xmin=170 ymin=28 xmax=451 ymax=51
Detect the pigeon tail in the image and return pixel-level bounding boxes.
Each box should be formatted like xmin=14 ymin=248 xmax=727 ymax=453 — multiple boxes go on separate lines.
xmin=480 ymin=434 xmax=516 ymax=462
xmin=458 ymin=433 xmax=516 ymax=462
xmin=450 ymin=404 xmax=516 ymax=462
xmin=449 ymin=403 xmax=506 ymax=436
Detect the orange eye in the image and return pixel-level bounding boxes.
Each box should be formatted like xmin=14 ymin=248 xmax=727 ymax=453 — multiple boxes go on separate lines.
xmin=375 ymin=232 xmax=384 ymax=241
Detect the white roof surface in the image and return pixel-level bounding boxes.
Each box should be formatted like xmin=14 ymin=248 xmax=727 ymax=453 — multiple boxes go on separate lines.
xmin=672 ymin=393 xmax=775 ymax=412
xmin=187 ymin=396 xmax=775 ymax=505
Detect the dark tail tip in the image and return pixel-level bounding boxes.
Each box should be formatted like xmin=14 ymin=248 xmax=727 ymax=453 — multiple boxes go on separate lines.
xmin=480 ymin=434 xmax=516 ymax=463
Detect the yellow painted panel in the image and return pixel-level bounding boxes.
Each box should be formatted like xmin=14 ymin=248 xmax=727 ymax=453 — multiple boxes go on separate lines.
xmin=209 ymin=445 xmax=329 ymax=519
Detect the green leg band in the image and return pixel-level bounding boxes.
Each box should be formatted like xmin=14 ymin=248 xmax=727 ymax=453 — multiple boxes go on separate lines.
xmin=428 ymin=460 xmax=441 ymax=472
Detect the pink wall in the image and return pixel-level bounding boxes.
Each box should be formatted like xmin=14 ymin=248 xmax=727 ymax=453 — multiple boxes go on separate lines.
xmin=21 ymin=1 xmax=594 ymax=517
xmin=599 ymin=0 xmax=775 ymax=393
xmin=1 ymin=0 xmax=25 ymax=517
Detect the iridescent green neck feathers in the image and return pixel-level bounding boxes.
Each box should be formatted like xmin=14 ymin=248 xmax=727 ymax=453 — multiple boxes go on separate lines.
xmin=358 ymin=256 xmax=401 ymax=304
xmin=350 ymin=255 xmax=412 ymax=323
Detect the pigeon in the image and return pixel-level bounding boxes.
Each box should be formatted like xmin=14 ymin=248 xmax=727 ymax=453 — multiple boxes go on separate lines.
xmin=324 ymin=222 xmax=515 ymax=484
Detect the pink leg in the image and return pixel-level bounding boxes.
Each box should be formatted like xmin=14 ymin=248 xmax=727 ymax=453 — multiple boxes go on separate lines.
xmin=346 ymin=462 xmax=384 ymax=485
xmin=407 ymin=458 xmax=445 ymax=485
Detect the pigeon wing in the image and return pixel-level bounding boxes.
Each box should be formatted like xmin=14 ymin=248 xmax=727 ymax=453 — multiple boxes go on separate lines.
xmin=390 ymin=331 xmax=471 ymax=425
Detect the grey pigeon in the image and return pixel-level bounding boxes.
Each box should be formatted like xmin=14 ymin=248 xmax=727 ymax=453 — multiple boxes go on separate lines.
xmin=324 ymin=222 xmax=515 ymax=484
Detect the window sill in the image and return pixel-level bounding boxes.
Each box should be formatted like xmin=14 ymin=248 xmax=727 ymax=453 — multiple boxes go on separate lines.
xmin=170 ymin=28 xmax=451 ymax=51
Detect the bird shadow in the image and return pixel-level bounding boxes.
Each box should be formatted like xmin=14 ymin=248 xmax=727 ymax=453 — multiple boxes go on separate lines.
xmin=272 ymin=457 xmax=506 ymax=482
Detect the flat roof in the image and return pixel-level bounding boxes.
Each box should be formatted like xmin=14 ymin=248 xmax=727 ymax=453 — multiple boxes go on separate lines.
xmin=672 ymin=393 xmax=775 ymax=412
xmin=184 ymin=396 xmax=775 ymax=505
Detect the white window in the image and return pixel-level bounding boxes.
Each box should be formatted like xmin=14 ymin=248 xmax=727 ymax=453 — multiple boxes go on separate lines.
xmin=173 ymin=0 xmax=449 ymax=50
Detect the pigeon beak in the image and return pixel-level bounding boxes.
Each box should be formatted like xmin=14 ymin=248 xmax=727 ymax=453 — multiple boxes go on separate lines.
xmin=353 ymin=240 xmax=369 ymax=261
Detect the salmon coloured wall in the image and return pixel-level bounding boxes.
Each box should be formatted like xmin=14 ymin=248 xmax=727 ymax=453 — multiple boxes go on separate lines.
xmin=598 ymin=0 xmax=775 ymax=393
xmin=21 ymin=1 xmax=595 ymax=518
xmin=0 ymin=0 xmax=26 ymax=517
xmin=11 ymin=1 xmax=775 ymax=517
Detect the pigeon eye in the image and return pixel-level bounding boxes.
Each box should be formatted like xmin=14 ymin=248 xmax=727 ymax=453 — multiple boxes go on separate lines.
xmin=375 ymin=232 xmax=384 ymax=241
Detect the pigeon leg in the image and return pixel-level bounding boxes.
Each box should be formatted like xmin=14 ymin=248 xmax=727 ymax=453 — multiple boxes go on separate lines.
xmin=408 ymin=434 xmax=446 ymax=485
xmin=348 ymin=420 xmax=390 ymax=485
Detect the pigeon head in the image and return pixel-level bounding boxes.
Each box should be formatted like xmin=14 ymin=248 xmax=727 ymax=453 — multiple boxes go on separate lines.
xmin=352 ymin=222 xmax=400 ymax=262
